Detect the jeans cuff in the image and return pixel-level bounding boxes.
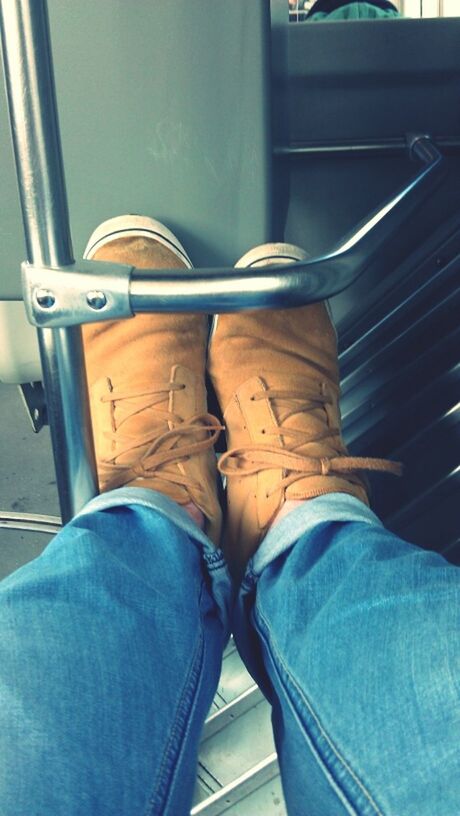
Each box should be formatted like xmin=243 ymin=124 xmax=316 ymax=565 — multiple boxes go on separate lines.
xmin=234 ymin=494 xmax=384 ymax=695
xmin=75 ymin=486 xmax=233 ymax=628
xmin=242 ymin=493 xmax=383 ymax=589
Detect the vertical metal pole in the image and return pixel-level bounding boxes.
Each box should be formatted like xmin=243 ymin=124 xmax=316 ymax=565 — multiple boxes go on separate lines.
xmin=0 ymin=0 xmax=98 ymax=521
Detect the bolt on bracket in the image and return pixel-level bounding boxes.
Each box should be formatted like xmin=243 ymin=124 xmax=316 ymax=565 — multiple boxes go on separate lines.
xmin=22 ymin=259 xmax=134 ymax=328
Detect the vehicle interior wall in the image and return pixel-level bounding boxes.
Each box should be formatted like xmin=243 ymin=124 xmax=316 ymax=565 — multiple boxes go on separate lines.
xmin=271 ymin=15 xmax=459 ymax=559
xmin=0 ymin=0 xmax=272 ymax=302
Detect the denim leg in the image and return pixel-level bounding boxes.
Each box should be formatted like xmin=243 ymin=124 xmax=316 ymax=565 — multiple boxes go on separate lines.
xmin=235 ymin=495 xmax=460 ymax=816
xmin=0 ymin=488 xmax=231 ymax=816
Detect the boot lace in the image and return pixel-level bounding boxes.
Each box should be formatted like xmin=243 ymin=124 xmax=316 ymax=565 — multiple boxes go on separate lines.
xmin=218 ymin=385 xmax=402 ymax=495
xmin=99 ymin=380 xmax=222 ymax=496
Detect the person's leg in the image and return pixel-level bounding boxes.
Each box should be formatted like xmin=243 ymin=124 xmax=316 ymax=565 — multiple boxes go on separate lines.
xmin=236 ymin=494 xmax=460 ymax=816
xmin=0 ymin=488 xmax=230 ymax=816
xmin=0 ymin=216 xmax=230 ymax=815
xmin=208 ymin=242 xmax=459 ymax=814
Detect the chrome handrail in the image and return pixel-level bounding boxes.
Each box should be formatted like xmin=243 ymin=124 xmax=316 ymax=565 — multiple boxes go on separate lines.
xmin=129 ymin=135 xmax=443 ymax=313
xmin=21 ymin=135 xmax=444 ymax=328
xmin=0 ymin=0 xmax=98 ymax=520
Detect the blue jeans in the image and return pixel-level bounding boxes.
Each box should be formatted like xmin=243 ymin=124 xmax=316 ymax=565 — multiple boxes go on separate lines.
xmin=0 ymin=488 xmax=458 ymax=815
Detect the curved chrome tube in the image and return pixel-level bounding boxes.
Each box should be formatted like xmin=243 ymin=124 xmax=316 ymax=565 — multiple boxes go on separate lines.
xmin=20 ymin=134 xmax=445 ymax=328
xmin=0 ymin=0 xmax=98 ymax=520
xmin=130 ymin=135 xmax=444 ymax=313
xmin=15 ymin=136 xmax=445 ymax=319
xmin=20 ymin=133 xmax=445 ymax=328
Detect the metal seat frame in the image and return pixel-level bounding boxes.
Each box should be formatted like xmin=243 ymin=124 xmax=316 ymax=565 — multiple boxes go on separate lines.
xmin=0 ymin=0 xmax=445 ymax=524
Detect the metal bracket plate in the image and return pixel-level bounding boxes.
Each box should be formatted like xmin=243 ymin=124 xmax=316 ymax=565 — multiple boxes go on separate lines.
xmin=22 ymin=259 xmax=133 ymax=328
xmin=18 ymin=381 xmax=47 ymax=432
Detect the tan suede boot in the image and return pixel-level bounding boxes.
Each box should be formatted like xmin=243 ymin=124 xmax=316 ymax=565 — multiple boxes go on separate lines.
xmin=83 ymin=215 xmax=222 ymax=545
xmin=208 ymin=243 xmax=401 ymax=573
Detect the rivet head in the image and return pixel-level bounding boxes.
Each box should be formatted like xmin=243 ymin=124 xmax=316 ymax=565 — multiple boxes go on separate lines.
xmin=86 ymin=290 xmax=107 ymax=310
xmin=35 ymin=289 xmax=56 ymax=309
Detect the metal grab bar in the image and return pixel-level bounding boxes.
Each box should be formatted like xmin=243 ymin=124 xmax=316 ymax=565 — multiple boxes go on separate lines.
xmin=20 ymin=133 xmax=444 ymax=328
xmin=0 ymin=0 xmax=97 ymax=519
xmin=130 ymin=135 xmax=443 ymax=311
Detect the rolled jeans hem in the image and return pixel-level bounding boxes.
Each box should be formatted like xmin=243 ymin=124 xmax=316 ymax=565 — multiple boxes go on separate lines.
xmin=242 ymin=493 xmax=384 ymax=590
xmin=235 ymin=494 xmax=385 ymax=695
xmin=75 ymin=486 xmax=233 ymax=629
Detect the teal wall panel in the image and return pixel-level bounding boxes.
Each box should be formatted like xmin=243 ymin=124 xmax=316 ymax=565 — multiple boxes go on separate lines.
xmin=0 ymin=0 xmax=272 ymax=299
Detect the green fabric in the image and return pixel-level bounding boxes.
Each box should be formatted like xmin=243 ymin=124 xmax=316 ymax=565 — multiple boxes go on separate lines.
xmin=309 ymin=3 xmax=399 ymax=20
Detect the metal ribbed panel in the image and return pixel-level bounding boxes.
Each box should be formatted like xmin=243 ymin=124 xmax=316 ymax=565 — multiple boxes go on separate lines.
xmin=273 ymin=18 xmax=460 ymax=566
xmin=339 ymin=232 xmax=459 ymax=560
xmin=193 ymin=639 xmax=285 ymax=814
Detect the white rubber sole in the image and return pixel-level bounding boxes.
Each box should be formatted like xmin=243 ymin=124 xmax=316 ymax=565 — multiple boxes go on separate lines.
xmin=83 ymin=214 xmax=193 ymax=268
xmin=234 ymin=242 xmax=309 ymax=269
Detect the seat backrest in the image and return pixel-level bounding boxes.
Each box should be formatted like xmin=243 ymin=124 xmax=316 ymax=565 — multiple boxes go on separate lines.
xmin=272 ymin=16 xmax=460 ymax=332
xmin=271 ymin=16 xmax=460 ymax=553
xmin=0 ymin=0 xmax=272 ymax=380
